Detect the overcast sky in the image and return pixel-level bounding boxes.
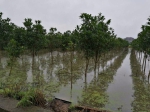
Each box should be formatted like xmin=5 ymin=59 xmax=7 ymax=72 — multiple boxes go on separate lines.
xmin=0 ymin=0 xmax=150 ymax=38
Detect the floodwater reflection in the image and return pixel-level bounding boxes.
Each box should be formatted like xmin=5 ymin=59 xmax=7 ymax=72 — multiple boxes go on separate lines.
xmin=1 ymin=49 xmax=150 ymax=111
xmin=130 ymin=50 xmax=150 ymax=112
xmin=79 ymin=49 xmax=128 ymax=110
xmin=106 ymin=49 xmax=133 ymax=112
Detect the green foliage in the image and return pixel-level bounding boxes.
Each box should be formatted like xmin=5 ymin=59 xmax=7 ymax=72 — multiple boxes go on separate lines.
xmin=0 ymin=12 xmax=130 ymax=110
xmin=23 ymin=19 xmax=47 ymax=57
xmin=61 ymin=30 xmax=71 ymax=51
xmin=17 ymin=89 xmax=46 ymax=107
xmin=0 ymin=12 xmax=15 ymax=50
xmin=68 ymin=104 xmax=76 ymax=111
xmin=17 ymin=96 xmax=33 ymax=107
xmin=115 ymin=38 xmax=129 ymax=49
xmin=5 ymin=39 xmax=24 ymax=58
xmin=0 ymin=89 xmax=4 ymax=94
xmin=0 ymin=11 xmax=128 ymax=59
xmin=80 ymin=90 xmax=108 ymax=107
xmin=131 ymin=17 xmax=150 ymax=54
xmin=78 ymin=13 xmax=128 ymax=61
xmin=46 ymin=27 xmax=62 ymax=52
xmin=0 ymin=82 xmax=25 ymax=99
xmin=0 ymin=86 xmax=46 ymax=107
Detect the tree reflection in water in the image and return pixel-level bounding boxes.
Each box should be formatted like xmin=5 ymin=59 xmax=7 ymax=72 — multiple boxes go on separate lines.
xmin=78 ymin=50 xmax=128 ymax=109
xmin=130 ymin=50 xmax=150 ymax=111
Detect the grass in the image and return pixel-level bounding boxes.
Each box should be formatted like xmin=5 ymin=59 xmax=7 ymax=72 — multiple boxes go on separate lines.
xmin=0 ymin=83 xmax=46 ymax=107
xmin=17 ymin=89 xmax=46 ymax=107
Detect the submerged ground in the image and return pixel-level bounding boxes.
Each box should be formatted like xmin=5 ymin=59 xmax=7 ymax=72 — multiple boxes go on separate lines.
xmin=0 ymin=49 xmax=150 ymax=112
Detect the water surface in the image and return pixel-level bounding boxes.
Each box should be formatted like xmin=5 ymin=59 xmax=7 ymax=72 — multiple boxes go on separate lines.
xmin=0 ymin=49 xmax=150 ymax=111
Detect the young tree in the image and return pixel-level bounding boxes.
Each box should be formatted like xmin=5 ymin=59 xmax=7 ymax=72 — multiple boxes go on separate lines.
xmin=5 ymin=39 xmax=24 ymax=75
xmin=0 ymin=12 xmax=14 ymax=50
xmin=78 ymin=13 xmax=113 ymax=75
xmin=47 ymin=27 xmax=57 ymax=56
xmin=131 ymin=17 xmax=150 ymax=74
xmin=23 ymin=19 xmax=47 ymax=58
xmin=61 ymin=30 xmax=71 ymax=52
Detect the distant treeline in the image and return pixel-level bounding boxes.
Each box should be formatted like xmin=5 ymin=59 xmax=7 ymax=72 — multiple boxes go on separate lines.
xmin=0 ymin=12 xmax=129 ymax=59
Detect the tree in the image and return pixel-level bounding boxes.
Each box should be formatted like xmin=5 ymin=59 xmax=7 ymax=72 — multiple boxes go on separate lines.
xmin=5 ymin=39 xmax=24 ymax=75
xmin=131 ymin=17 xmax=150 ymax=74
xmin=23 ymin=19 xmax=47 ymax=58
xmin=61 ymin=30 xmax=71 ymax=52
xmin=47 ymin=27 xmax=57 ymax=55
xmin=78 ymin=13 xmax=114 ymax=75
xmin=0 ymin=12 xmax=14 ymax=50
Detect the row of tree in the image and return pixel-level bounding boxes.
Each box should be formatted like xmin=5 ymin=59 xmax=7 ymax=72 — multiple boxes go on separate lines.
xmin=131 ymin=17 xmax=150 ymax=74
xmin=0 ymin=12 xmax=128 ymax=61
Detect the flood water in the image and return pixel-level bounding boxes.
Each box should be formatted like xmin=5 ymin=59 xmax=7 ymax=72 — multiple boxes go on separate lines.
xmin=0 ymin=49 xmax=150 ymax=112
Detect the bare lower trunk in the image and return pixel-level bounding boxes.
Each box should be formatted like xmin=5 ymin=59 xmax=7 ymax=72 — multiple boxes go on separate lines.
xmin=138 ymin=52 xmax=140 ymax=62
xmin=62 ymin=52 xmax=64 ymax=61
xmin=94 ymin=69 xmax=97 ymax=85
xmin=84 ymin=59 xmax=89 ymax=91
xmin=139 ymin=52 xmax=142 ymax=64
xmin=142 ymin=55 xmax=145 ymax=72
xmin=9 ymin=58 xmax=14 ymax=76
xmin=143 ymin=58 xmax=147 ymax=74
xmin=70 ymin=51 xmax=73 ymax=90
xmin=51 ymin=51 xmax=53 ymax=64
xmin=32 ymin=56 xmax=35 ymax=70
xmin=94 ymin=59 xmax=97 ymax=72
xmin=9 ymin=64 xmax=13 ymax=76
xmin=97 ymin=57 xmax=101 ymax=73
xmin=0 ymin=51 xmax=1 ymax=64
xmin=85 ymin=58 xmax=89 ymax=81
xmin=148 ymin=71 xmax=150 ymax=84
xmin=94 ymin=52 xmax=98 ymax=71
xmin=0 ymin=50 xmax=1 ymax=57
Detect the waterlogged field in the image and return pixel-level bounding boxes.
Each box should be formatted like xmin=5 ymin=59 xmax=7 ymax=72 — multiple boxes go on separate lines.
xmin=0 ymin=49 xmax=150 ymax=112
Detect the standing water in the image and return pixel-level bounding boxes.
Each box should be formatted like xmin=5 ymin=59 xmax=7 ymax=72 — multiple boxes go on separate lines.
xmin=106 ymin=49 xmax=134 ymax=111
xmin=0 ymin=49 xmax=150 ymax=111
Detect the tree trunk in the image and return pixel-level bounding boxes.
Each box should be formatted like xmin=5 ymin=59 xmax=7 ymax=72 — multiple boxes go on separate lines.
xmin=32 ymin=56 xmax=35 ymax=70
xmin=139 ymin=52 xmax=142 ymax=64
xmin=51 ymin=51 xmax=53 ymax=64
xmin=142 ymin=54 xmax=145 ymax=72
xmin=85 ymin=58 xmax=89 ymax=81
xmin=62 ymin=52 xmax=64 ymax=61
xmin=97 ymin=57 xmax=101 ymax=74
xmin=143 ymin=57 xmax=147 ymax=74
xmin=138 ymin=52 xmax=140 ymax=62
xmin=9 ymin=58 xmax=14 ymax=76
xmin=32 ymin=48 xmax=35 ymax=59
xmin=148 ymin=70 xmax=150 ymax=84
xmin=70 ymin=51 xmax=73 ymax=90
xmin=94 ymin=57 xmax=97 ymax=72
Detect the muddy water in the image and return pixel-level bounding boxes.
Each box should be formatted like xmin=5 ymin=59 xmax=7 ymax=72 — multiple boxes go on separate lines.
xmin=106 ymin=49 xmax=134 ymax=111
xmin=0 ymin=49 xmax=150 ymax=112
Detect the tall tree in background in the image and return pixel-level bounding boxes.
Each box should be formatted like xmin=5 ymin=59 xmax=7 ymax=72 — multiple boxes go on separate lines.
xmin=78 ymin=13 xmax=114 ymax=75
xmin=0 ymin=12 xmax=14 ymax=50
xmin=23 ymin=19 xmax=47 ymax=58
xmin=47 ymin=27 xmax=57 ymax=56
